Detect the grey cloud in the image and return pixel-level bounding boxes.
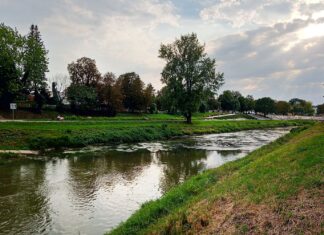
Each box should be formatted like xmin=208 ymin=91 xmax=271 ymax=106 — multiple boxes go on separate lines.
xmin=210 ymin=18 xmax=324 ymax=104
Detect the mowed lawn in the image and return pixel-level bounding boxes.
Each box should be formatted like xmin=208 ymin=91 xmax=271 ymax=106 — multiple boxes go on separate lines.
xmin=0 ymin=117 xmax=313 ymax=150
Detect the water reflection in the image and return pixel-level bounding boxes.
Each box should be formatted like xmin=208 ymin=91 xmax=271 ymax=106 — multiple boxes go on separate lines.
xmin=0 ymin=161 xmax=51 ymax=234
xmin=0 ymin=128 xmax=291 ymax=234
xmin=158 ymin=149 xmax=207 ymax=193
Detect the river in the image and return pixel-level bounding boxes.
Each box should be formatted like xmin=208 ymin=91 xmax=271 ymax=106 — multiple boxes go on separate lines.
xmin=0 ymin=128 xmax=291 ymax=235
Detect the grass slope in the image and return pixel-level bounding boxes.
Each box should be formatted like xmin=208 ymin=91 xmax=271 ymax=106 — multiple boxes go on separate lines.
xmin=109 ymin=123 xmax=324 ymax=234
xmin=0 ymin=119 xmax=311 ymax=150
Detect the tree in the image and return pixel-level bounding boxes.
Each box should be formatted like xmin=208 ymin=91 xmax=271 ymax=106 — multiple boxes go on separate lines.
xmin=143 ymin=83 xmax=155 ymax=112
xmin=66 ymin=84 xmax=97 ymax=110
xmin=159 ymin=33 xmax=224 ymax=123
xmin=245 ymin=95 xmax=255 ymax=112
xmin=199 ymin=102 xmax=208 ymax=113
xmin=255 ymin=97 xmax=275 ymax=116
xmin=23 ymin=25 xmax=49 ymax=105
xmin=67 ymin=57 xmax=101 ymax=87
xmin=97 ymin=72 xmax=123 ymax=115
xmin=0 ymin=23 xmax=25 ymax=108
xmin=275 ymin=101 xmax=290 ymax=115
xmin=156 ymin=86 xmax=177 ymax=114
xmin=238 ymin=96 xmax=247 ymax=113
xmin=218 ymin=90 xmax=240 ymax=112
xmin=317 ymin=104 xmax=324 ymax=115
xmin=207 ymin=96 xmax=220 ymax=111
xmin=289 ymin=98 xmax=315 ymax=115
xmin=117 ymin=72 xmax=145 ymax=112
xmin=289 ymin=98 xmax=306 ymax=115
xmin=304 ymin=101 xmax=315 ymax=116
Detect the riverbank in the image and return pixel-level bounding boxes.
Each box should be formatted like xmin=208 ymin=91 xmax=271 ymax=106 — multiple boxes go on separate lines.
xmin=0 ymin=119 xmax=312 ymax=150
xmin=109 ymin=123 xmax=324 ymax=234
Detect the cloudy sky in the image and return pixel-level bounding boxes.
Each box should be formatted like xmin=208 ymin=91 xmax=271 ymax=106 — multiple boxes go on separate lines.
xmin=1 ymin=0 xmax=324 ymax=104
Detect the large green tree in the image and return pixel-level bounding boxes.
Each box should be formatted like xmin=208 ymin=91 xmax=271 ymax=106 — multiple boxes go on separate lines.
xmin=289 ymin=98 xmax=315 ymax=115
xmin=23 ymin=25 xmax=49 ymax=112
xmin=67 ymin=57 xmax=101 ymax=87
xmin=218 ymin=90 xmax=240 ymax=112
xmin=159 ymin=33 xmax=224 ymax=123
xmin=23 ymin=25 xmax=49 ymax=93
xmin=97 ymin=72 xmax=123 ymax=115
xmin=275 ymin=100 xmax=290 ymax=115
xmin=0 ymin=23 xmax=25 ymax=108
xmin=255 ymin=97 xmax=275 ymax=117
xmin=117 ymin=72 xmax=145 ymax=112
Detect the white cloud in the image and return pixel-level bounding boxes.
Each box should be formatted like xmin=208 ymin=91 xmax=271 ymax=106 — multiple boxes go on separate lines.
xmin=200 ymin=0 xmax=324 ymax=28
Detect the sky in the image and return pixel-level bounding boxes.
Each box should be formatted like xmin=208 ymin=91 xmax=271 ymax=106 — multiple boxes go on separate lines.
xmin=1 ymin=0 xmax=324 ymax=104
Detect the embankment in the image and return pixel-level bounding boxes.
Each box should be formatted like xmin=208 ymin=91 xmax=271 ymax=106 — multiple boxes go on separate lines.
xmin=109 ymin=123 xmax=324 ymax=234
xmin=0 ymin=119 xmax=311 ymax=150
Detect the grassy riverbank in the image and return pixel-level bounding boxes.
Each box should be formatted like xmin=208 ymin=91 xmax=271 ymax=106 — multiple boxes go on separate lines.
xmin=0 ymin=119 xmax=311 ymax=150
xmin=109 ymin=123 xmax=324 ymax=234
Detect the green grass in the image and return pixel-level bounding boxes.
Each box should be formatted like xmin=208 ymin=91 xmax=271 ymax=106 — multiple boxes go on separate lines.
xmin=0 ymin=119 xmax=313 ymax=150
xmin=108 ymin=123 xmax=324 ymax=234
xmin=212 ymin=113 xmax=256 ymax=120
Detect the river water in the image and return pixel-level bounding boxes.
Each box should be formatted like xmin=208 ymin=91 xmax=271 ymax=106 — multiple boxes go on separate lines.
xmin=0 ymin=128 xmax=290 ymax=235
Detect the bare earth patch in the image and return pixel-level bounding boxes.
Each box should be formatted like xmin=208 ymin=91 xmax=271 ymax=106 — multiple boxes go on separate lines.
xmin=174 ymin=189 xmax=323 ymax=234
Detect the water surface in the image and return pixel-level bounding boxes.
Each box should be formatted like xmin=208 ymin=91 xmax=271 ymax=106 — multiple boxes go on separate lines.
xmin=0 ymin=128 xmax=290 ymax=234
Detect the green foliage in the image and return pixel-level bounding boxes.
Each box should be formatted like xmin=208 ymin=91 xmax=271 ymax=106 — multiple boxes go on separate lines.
xmin=238 ymin=95 xmax=255 ymax=113
xmin=23 ymin=24 xmax=49 ymax=93
xmin=275 ymin=100 xmax=291 ymax=115
xmin=97 ymin=72 xmax=123 ymax=115
xmin=255 ymin=97 xmax=275 ymax=116
xmin=117 ymin=72 xmax=146 ymax=112
xmin=218 ymin=90 xmax=240 ymax=112
xmin=144 ymin=83 xmax=155 ymax=112
xmin=0 ymin=23 xmax=25 ymax=108
xmin=159 ymin=33 xmax=224 ymax=123
xmin=66 ymin=84 xmax=97 ymax=110
xmin=317 ymin=103 xmax=324 ymax=115
xmin=155 ymin=86 xmax=177 ymax=114
xmin=149 ymin=103 xmax=158 ymax=114
xmin=207 ymin=97 xmax=220 ymax=111
xmin=67 ymin=57 xmax=101 ymax=87
xmin=198 ymin=102 xmax=208 ymax=113
xmin=289 ymin=98 xmax=315 ymax=116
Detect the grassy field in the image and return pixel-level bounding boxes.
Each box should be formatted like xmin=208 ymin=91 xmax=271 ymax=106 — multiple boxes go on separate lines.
xmin=1 ymin=110 xmax=219 ymax=121
xmin=211 ymin=113 xmax=256 ymax=120
xmin=108 ymin=123 xmax=324 ymax=234
xmin=0 ymin=118 xmax=311 ymax=150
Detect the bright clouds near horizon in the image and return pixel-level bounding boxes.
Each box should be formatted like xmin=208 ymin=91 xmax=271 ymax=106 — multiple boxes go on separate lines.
xmin=1 ymin=0 xmax=324 ymax=104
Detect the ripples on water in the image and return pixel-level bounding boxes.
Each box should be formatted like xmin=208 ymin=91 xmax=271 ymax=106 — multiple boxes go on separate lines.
xmin=0 ymin=128 xmax=291 ymax=235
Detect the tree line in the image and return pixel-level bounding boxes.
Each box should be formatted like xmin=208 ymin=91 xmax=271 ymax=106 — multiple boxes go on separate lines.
xmin=1 ymin=24 xmax=322 ymax=120
xmin=216 ymin=90 xmax=316 ymax=116
xmin=64 ymin=57 xmax=155 ymax=115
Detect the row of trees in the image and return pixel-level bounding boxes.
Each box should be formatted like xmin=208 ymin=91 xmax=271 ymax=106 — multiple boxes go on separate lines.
xmin=64 ymin=57 xmax=155 ymax=115
xmin=0 ymin=23 xmax=48 ymax=111
xmin=60 ymin=33 xmax=224 ymax=121
xmin=1 ymin=24 xmax=321 ymax=120
xmin=215 ymin=90 xmax=315 ymax=116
